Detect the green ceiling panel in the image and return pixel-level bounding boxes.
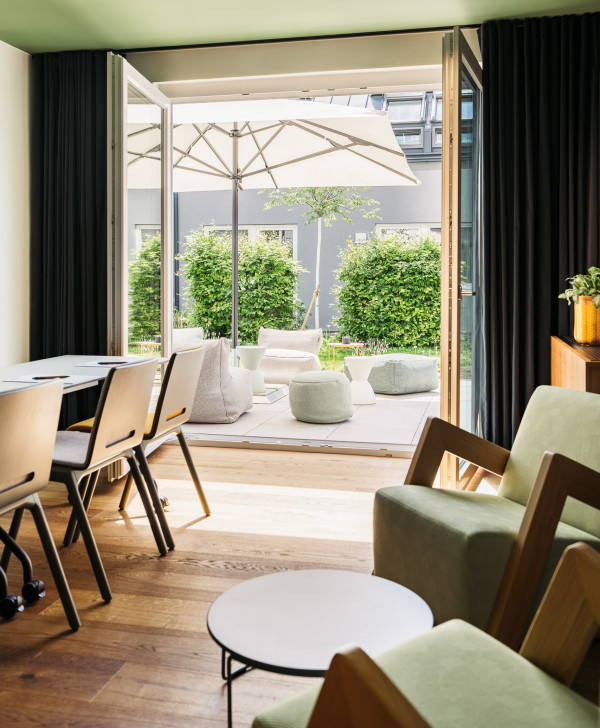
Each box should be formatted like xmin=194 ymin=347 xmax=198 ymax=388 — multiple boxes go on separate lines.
xmin=0 ymin=0 xmax=596 ymax=53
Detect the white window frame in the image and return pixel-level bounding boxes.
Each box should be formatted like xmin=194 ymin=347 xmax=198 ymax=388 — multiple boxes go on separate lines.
xmin=134 ymin=223 xmax=161 ymax=252
xmin=202 ymin=223 xmax=298 ymax=258
xmin=375 ymin=223 xmax=441 ymax=239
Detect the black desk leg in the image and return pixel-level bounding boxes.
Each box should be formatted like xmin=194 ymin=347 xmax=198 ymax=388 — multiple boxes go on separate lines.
xmin=221 ymin=649 xmax=252 ymax=728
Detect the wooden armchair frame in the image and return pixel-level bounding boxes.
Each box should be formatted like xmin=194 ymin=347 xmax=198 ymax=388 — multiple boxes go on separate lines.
xmin=404 ymin=417 xmax=600 ymax=650
xmin=306 ymin=543 xmax=600 ymax=728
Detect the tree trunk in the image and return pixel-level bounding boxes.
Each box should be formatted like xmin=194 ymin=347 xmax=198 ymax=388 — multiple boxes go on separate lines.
xmin=315 ymin=216 xmax=322 ymax=329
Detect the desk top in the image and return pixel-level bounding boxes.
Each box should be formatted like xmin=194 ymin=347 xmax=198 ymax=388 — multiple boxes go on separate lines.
xmin=0 ymin=355 xmax=154 ymax=394
xmin=207 ymin=569 xmax=432 ymax=677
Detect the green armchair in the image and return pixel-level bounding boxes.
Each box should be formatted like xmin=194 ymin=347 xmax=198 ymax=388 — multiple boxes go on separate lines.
xmin=252 ymin=543 xmax=600 ymax=728
xmin=373 ymin=385 xmax=600 ymax=648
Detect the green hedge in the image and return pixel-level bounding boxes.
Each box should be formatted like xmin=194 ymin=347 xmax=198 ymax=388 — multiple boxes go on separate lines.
xmin=128 ymin=233 xmax=161 ymax=342
xmin=334 ymin=231 xmax=441 ymax=347
xmin=182 ymin=230 xmax=305 ymax=342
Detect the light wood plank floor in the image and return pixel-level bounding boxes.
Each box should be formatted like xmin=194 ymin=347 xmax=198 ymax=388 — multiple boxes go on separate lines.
xmin=0 ymin=445 xmax=410 ymax=727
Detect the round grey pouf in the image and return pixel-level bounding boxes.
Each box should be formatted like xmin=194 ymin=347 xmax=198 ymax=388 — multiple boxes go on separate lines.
xmin=289 ymin=371 xmax=353 ymax=423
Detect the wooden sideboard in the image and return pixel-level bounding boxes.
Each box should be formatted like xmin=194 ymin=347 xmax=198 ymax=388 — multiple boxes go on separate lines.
xmin=551 ymin=336 xmax=600 ymax=394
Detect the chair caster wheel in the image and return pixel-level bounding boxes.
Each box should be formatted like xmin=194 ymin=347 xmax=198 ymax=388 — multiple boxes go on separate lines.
xmin=0 ymin=594 xmax=24 ymax=619
xmin=22 ymin=579 xmax=46 ymax=603
xmin=159 ymin=496 xmax=169 ymax=511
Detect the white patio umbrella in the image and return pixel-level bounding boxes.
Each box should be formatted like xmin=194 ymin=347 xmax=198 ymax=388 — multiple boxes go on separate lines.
xmin=127 ymin=98 xmax=420 ymax=349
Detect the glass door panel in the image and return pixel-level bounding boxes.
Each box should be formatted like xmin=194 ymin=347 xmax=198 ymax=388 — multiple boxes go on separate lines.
xmin=441 ymin=29 xmax=482 ymax=486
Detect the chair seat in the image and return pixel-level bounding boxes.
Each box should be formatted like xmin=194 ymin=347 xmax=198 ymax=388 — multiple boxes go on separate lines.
xmin=52 ymin=431 xmax=93 ymax=468
xmin=373 ymin=485 xmax=600 ymax=629
xmin=252 ymin=620 xmax=599 ymax=728
xmin=69 ymin=412 xmax=155 ymax=439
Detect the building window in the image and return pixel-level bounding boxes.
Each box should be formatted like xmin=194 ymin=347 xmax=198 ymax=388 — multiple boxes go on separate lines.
xmin=394 ymin=128 xmax=423 ymax=148
xmin=375 ymin=223 xmax=441 ymax=239
xmin=202 ymin=224 xmax=297 ymax=257
xmin=386 ymin=94 xmax=425 ymax=122
xmin=432 ymin=126 xmax=443 ymax=148
xmin=134 ymin=224 xmax=161 ymax=251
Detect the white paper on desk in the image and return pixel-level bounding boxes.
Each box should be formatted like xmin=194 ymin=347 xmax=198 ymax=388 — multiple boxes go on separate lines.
xmin=2 ymin=374 xmax=100 ymax=386
xmin=74 ymin=359 xmax=139 ymax=368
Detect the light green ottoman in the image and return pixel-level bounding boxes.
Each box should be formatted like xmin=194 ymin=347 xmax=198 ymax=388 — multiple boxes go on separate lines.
xmin=289 ymin=371 xmax=353 ymax=423
xmin=345 ymin=353 xmax=438 ymax=394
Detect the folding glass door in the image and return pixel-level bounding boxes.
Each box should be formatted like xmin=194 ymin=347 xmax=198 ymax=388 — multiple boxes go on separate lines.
xmin=108 ymin=54 xmax=173 ymax=359
xmin=440 ymin=29 xmax=483 ymax=485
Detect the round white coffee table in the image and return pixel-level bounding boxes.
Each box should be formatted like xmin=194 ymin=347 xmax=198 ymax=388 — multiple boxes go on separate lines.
xmin=344 ymin=355 xmax=376 ymax=404
xmin=236 ymin=345 xmax=266 ymax=394
xmin=207 ymin=569 xmax=432 ymax=727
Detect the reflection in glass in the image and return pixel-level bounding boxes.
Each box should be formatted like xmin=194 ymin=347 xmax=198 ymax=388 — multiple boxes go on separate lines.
xmin=459 ymin=68 xmax=481 ymax=436
xmin=126 ymin=83 xmax=162 ymax=358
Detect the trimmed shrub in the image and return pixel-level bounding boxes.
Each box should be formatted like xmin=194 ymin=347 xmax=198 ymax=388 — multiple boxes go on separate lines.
xmin=181 ymin=230 xmax=305 ymax=342
xmin=128 ymin=233 xmax=161 ymax=342
xmin=334 ymin=231 xmax=441 ymax=347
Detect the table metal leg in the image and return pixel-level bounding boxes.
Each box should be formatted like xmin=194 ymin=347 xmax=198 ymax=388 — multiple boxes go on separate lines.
xmin=221 ymin=649 xmax=252 ymax=728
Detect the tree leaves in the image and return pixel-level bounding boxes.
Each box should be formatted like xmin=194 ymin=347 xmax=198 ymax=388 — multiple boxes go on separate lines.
xmin=181 ymin=229 xmax=306 ymax=342
xmin=333 ymin=231 xmax=441 ymax=347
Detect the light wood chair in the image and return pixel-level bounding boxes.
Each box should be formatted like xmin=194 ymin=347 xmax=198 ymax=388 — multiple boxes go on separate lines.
xmin=67 ymin=349 xmax=210 ymax=552
xmin=51 ymin=360 xmax=167 ymax=603
xmin=373 ymin=385 xmax=600 ymax=650
xmin=253 ymin=542 xmax=600 ymax=728
xmin=118 ymin=348 xmax=210 ymax=519
xmin=0 ymin=382 xmax=80 ymax=630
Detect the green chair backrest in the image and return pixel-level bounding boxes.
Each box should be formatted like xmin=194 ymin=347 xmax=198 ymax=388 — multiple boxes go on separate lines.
xmin=499 ymin=386 xmax=600 ymax=537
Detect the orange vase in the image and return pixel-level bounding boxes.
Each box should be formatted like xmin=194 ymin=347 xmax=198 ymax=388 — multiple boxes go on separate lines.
xmin=573 ymin=296 xmax=600 ymax=345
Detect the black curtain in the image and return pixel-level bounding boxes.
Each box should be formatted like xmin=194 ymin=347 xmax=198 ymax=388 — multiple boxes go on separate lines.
xmin=30 ymin=51 xmax=108 ymax=424
xmin=480 ymin=14 xmax=600 ymax=447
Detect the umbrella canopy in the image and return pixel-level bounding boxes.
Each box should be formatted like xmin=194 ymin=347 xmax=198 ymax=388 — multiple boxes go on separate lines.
xmin=127 ymin=98 xmax=419 ymax=190
xmin=126 ymin=98 xmax=420 ymax=348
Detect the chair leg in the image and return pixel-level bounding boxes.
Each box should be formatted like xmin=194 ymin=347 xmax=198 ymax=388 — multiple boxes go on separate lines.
xmin=63 ymin=470 xmax=112 ymax=603
xmin=0 ymin=508 xmax=24 ymax=572
xmin=64 ymin=471 xmax=100 ymax=546
xmin=29 ymin=495 xmax=81 ymax=631
xmin=126 ymin=455 xmax=170 ymax=556
xmin=176 ymin=430 xmax=211 ymax=516
xmin=119 ymin=472 xmax=134 ymax=511
xmin=133 ymin=449 xmax=175 ymax=551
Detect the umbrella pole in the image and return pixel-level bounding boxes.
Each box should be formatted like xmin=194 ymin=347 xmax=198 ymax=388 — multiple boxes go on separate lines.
xmin=231 ymin=123 xmax=239 ymax=361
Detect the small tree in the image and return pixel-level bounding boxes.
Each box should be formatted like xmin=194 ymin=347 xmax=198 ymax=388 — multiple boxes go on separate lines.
xmin=128 ymin=233 xmax=161 ymax=342
xmin=263 ymin=187 xmax=379 ymax=329
xmin=334 ymin=231 xmax=441 ymax=347
xmin=181 ymin=229 xmax=305 ymax=342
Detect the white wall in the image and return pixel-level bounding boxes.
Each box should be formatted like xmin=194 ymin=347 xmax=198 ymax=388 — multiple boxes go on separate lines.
xmin=0 ymin=40 xmax=30 ymax=365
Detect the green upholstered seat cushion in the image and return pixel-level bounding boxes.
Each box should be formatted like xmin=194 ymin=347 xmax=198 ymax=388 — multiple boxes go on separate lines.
xmin=373 ymin=485 xmax=600 ymax=629
xmin=252 ymin=620 xmax=599 ymax=728
xmin=499 ymin=386 xmax=600 ymax=537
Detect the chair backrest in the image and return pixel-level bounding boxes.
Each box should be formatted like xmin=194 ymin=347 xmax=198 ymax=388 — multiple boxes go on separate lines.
xmin=85 ymin=359 xmax=157 ymax=468
xmin=0 ymin=381 xmax=63 ymax=511
xmin=147 ymin=348 xmax=206 ymax=439
xmin=258 ymin=327 xmax=323 ymax=355
xmin=499 ymin=386 xmax=600 ymax=537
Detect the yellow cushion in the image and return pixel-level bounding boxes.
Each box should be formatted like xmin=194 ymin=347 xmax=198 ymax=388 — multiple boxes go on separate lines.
xmin=68 ymin=412 xmax=155 ymax=438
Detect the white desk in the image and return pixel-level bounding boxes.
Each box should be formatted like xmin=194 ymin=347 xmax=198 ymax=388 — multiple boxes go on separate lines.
xmin=0 ymin=355 xmax=152 ymax=394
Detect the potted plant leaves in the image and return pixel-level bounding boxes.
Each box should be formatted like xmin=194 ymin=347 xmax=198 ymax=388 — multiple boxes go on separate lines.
xmin=558 ymin=266 xmax=600 ymax=344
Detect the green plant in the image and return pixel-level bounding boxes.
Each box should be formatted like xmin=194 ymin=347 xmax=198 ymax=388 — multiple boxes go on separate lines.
xmin=263 ymin=187 xmax=380 ymax=329
xmin=181 ymin=229 xmax=305 ymax=342
xmin=128 ymin=234 xmax=161 ymax=342
xmin=333 ymin=230 xmax=441 ymax=347
xmin=558 ymin=266 xmax=600 ymax=308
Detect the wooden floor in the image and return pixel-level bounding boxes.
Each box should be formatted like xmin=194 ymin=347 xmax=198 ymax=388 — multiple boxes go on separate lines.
xmin=0 ymin=445 xmax=409 ymax=727
xmin=0 ymin=444 xmax=597 ymax=726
